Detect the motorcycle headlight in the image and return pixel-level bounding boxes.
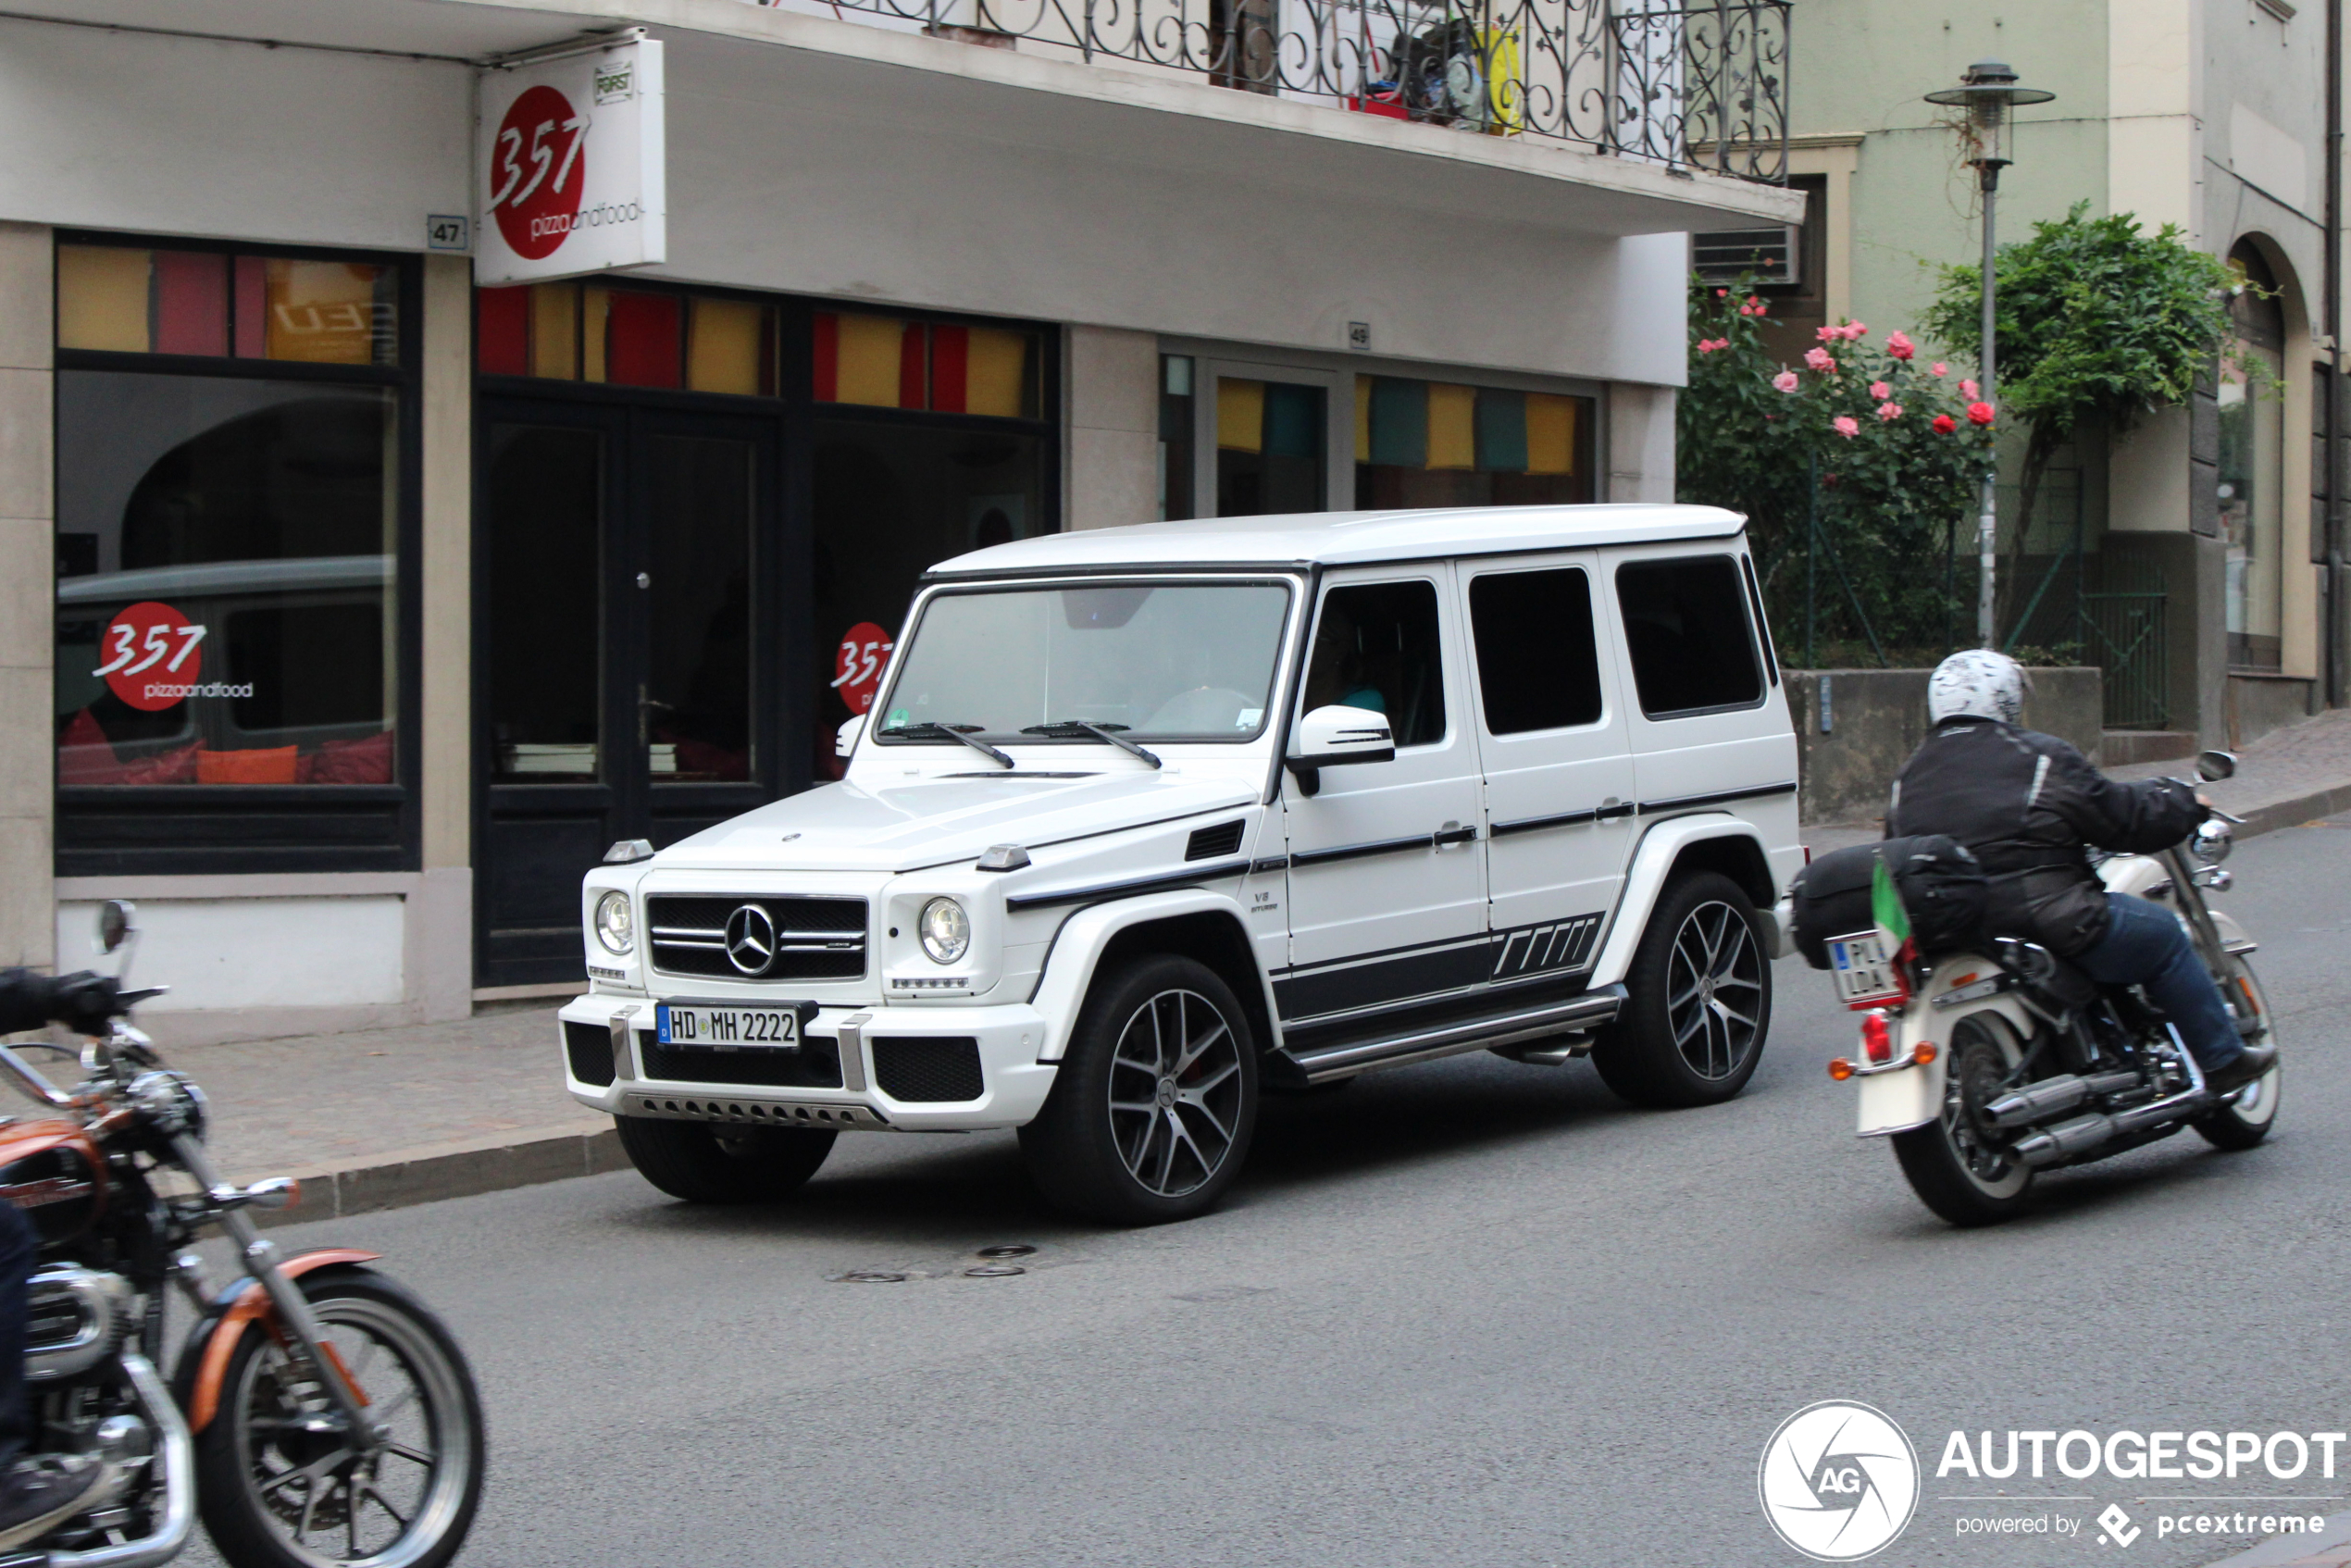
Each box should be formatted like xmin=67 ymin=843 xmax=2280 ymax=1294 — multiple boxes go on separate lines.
xmin=592 ymin=890 xmax=635 ymax=954
xmin=919 ymin=898 xmax=970 ymax=965
xmin=2192 ymin=821 xmax=2233 ymax=865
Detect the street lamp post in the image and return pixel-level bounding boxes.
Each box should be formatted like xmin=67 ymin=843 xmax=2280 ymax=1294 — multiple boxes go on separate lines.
xmin=1925 ymin=59 xmax=2054 ymax=647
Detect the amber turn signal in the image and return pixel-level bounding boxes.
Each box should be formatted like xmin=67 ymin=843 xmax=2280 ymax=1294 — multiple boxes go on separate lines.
xmin=1910 ymin=1042 xmax=1938 ymax=1066
xmin=1827 ymin=1058 xmax=1855 ymax=1080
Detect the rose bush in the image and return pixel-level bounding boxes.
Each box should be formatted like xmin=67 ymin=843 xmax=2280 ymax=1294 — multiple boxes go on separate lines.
xmin=1677 ymin=279 xmax=1997 ymax=662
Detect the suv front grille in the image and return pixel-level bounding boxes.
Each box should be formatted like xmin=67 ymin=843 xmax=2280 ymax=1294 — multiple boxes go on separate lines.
xmin=871 ymin=1038 xmax=984 ymax=1102
xmin=638 ymin=1033 xmax=845 ymax=1089
xmin=646 ymin=895 xmax=867 ymax=981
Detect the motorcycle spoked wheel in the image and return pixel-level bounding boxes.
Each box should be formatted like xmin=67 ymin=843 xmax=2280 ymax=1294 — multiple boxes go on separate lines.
xmin=2196 ymin=954 xmax=2282 ymax=1151
xmin=193 ymin=1269 xmax=484 ymax=1568
xmin=1890 ymin=1012 xmax=2035 ymax=1226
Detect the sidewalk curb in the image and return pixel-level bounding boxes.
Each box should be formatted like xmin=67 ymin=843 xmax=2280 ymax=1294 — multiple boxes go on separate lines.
xmin=239 ymin=1124 xmax=626 ymax=1228
xmin=2231 ymin=782 xmax=2351 ymax=841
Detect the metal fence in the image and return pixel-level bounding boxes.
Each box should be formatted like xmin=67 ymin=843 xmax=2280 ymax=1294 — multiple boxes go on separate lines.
xmin=753 ymin=0 xmax=1791 ymax=180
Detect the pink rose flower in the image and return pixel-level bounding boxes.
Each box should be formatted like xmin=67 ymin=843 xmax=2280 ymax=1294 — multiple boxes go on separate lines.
xmin=1696 ymin=339 xmax=1717 ymax=354
xmin=1832 ymin=415 xmax=1860 ymax=439
xmin=1804 ymin=346 xmax=1836 ymax=373
xmin=1932 ymin=414 xmax=1958 ymax=434
xmin=1967 ymin=401 xmax=1996 ymax=426
xmin=1716 ymin=289 xmax=1729 ymax=297
xmin=1816 ymin=325 xmax=1842 ymax=342
xmin=1772 ymin=370 xmax=1799 ymax=392
xmin=1930 ymin=362 xmax=1948 ymax=378
xmin=1886 ymin=330 xmax=1915 ymax=360
xmin=1876 ymin=401 xmax=1903 ymax=421
xmin=1869 ymin=380 xmax=1892 ymax=400
xmin=1842 ymin=321 xmax=1868 ymax=340
xmin=1960 ymin=379 xmax=1979 ymax=398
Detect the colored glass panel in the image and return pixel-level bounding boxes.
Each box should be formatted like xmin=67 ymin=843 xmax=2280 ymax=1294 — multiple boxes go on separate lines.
xmin=813 ymin=313 xmax=840 ymax=401
xmin=965 ymin=328 xmax=1028 ymax=417
xmin=530 ymin=283 xmax=578 ymax=380
xmin=477 ymin=286 xmax=529 ymax=376
xmin=1474 ymin=388 xmax=1528 ymax=473
xmin=231 ymin=256 xmax=267 ymax=358
xmin=1263 ymin=382 xmax=1319 ymax=460
xmin=262 ymin=259 xmax=388 ymax=365
xmin=832 ymin=314 xmax=906 ymax=407
xmin=153 ymin=252 xmax=228 ymax=357
xmin=1366 ymin=377 xmax=1426 ymax=467
xmin=580 ymin=287 xmax=609 ymax=382
xmin=1427 ymin=383 xmax=1476 ymax=470
xmin=605 ymin=292 xmax=682 ymax=389
xmin=687 ymin=297 xmax=765 ymax=395
xmin=930 ymin=325 xmax=969 ymax=413
xmin=1217 ymin=379 xmax=1265 ymax=454
xmin=56 ymin=246 xmax=151 ymax=354
xmin=1526 ymin=392 xmax=1576 ymax=475
xmin=1354 ymin=375 xmax=1373 ymax=462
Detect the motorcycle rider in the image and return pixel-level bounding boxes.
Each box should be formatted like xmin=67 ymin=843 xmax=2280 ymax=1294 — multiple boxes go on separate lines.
xmin=1887 ymin=650 xmax=2278 ymax=1099
xmin=0 ymin=968 xmax=120 ymax=1546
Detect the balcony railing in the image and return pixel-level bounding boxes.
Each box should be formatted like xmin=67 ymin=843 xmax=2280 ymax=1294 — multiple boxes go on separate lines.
xmin=752 ymin=0 xmax=1791 ymax=182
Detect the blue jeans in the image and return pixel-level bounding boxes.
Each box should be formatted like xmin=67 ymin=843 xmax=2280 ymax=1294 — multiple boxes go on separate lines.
xmin=2073 ymin=892 xmax=2243 ymax=1071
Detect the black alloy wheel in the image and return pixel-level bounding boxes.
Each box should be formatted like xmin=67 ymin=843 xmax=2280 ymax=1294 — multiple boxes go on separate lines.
xmin=1591 ymin=871 xmax=1772 ymax=1107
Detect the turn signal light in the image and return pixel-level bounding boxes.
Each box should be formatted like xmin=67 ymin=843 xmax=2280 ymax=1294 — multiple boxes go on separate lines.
xmin=1911 ymin=1042 xmax=1938 ymax=1067
xmin=1860 ymin=1011 xmax=1893 ymax=1064
xmin=1827 ymin=1058 xmax=1855 ymax=1080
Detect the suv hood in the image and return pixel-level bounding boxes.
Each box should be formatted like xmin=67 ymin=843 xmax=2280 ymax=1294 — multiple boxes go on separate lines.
xmin=653 ymin=771 xmax=1260 ymax=873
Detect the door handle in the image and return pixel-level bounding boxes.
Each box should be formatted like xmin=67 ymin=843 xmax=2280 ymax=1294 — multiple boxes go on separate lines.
xmin=1432 ymin=821 xmax=1477 ymax=848
xmin=1594 ymin=799 xmax=1636 ymax=821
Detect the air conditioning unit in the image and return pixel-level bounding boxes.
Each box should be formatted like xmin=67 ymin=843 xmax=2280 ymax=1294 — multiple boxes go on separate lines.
xmin=1693 ymin=226 xmax=1799 ymax=286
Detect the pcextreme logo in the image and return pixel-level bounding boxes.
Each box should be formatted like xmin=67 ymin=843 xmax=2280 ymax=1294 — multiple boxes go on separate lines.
xmin=1759 ymin=1401 xmax=1922 ymax=1561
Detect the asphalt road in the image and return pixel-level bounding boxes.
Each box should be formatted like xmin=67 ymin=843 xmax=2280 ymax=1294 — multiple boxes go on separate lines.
xmin=193 ymin=818 xmax=2351 ymax=1568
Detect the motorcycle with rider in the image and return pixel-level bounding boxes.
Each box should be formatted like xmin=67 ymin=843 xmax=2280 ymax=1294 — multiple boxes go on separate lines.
xmin=1792 ymin=651 xmax=2281 ymax=1225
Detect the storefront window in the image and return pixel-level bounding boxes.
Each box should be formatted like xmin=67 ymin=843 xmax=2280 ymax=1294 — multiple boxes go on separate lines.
xmin=2220 ymin=243 xmax=2285 ymax=672
xmin=57 ymin=245 xmax=396 ymax=366
xmin=813 ymin=313 xmax=1040 ymax=417
xmin=1354 ymin=376 xmax=1592 ymax=507
xmin=54 ymin=373 xmax=398 ymax=785
xmin=477 ymin=283 xmax=777 ymax=395
xmin=1216 ymin=377 xmax=1325 ymax=516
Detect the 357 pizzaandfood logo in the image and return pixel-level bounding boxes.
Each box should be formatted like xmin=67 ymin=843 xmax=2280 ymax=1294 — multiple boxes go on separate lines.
xmin=1760 ymin=1402 xmax=2343 ymax=1559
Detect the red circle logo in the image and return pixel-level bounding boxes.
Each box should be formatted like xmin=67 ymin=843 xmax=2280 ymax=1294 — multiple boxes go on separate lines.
xmin=830 ymin=622 xmax=894 ymax=716
xmin=94 ymin=602 xmax=205 ymax=712
xmin=491 ymin=85 xmax=587 ymax=261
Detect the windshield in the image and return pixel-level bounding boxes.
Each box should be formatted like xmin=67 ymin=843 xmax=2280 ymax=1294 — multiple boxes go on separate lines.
xmin=876 ymin=580 xmax=1294 ymax=743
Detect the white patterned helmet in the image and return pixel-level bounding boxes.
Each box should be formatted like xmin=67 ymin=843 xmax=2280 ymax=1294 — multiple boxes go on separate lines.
xmin=1927 ymin=649 xmax=2028 ymax=725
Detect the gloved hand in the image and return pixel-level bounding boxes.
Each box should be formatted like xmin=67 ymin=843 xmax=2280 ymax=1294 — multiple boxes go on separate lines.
xmin=43 ymin=972 xmax=122 ymax=1034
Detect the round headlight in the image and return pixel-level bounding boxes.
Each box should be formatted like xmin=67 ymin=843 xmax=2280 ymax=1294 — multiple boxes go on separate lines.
xmin=593 ymin=890 xmax=635 ymax=954
xmin=919 ymin=897 xmax=970 ymax=964
xmin=2192 ymin=821 xmax=2233 ymax=864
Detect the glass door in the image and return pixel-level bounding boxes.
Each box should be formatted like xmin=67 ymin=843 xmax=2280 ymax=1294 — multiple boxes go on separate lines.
xmin=477 ymin=398 xmax=780 ymax=987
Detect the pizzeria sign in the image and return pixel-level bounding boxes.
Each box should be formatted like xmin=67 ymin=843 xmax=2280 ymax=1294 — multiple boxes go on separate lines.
xmin=477 ymin=32 xmax=665 ymax=284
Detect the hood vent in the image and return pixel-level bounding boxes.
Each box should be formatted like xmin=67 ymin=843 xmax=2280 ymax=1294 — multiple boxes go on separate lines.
xmin=1186 ymin=820 xmax=1246 ymax=862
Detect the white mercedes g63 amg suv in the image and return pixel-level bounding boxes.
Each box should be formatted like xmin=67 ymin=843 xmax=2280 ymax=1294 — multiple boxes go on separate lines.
xmin=562 ymin=504 xmax=1800 ymax=1222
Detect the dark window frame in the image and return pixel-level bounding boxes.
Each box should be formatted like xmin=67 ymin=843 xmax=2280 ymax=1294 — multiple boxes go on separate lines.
xmin=1301 ymin=577 xmax=1450 ymax=749
xmin=52 ymin=230 xmax=425 ymax=877
xmin=1612 ymin=553 xmax=1768 ymax=720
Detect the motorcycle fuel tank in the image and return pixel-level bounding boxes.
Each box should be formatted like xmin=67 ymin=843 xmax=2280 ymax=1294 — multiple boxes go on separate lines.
xmin=0 ymin=1121 xmax=106 ymax=1243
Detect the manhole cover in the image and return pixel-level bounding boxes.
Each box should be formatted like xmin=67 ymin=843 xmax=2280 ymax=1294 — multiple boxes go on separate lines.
xmin=964 ymin=1264 xmax=1026 ymax=1278
xmin=976 ymin=1244 xmax=1037 ymax=1260
xmin=833 ymin=1269 xmax=908 ymax=1284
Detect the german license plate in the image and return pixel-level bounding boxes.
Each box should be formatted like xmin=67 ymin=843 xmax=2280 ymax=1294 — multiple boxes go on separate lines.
xmin=655 ymin=1004 xmax=801 ymax=1050
xmin=1827 ymin=930 xmax=1903 ymax=1005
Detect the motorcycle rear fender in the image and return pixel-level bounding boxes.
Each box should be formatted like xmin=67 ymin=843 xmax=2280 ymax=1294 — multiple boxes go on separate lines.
xmin=171 ymin=1248 xmax=381 ymax=1434
xmin=1855 ymin=953 xmax=2035 ymax=1138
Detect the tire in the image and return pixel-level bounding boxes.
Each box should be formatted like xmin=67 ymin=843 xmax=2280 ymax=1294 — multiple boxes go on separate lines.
xmin=1019 ymin=954 xmax=1259 ymax=1225
xmin=2196 ymin=955 xmax=2283 ymax=1151
xmin=1589 ymin=871 xmax=1772 ymax=1108
xmin=616 ymin=1115 xmax=836 ymax=1203
xmin=1891 ymin=1011 xmax=2035 ymax=1226
xmin=193 ymin=1269 xmax=484 ymax=1568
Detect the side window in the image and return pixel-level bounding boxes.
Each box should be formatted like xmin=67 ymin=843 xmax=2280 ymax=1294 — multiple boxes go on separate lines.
xmin=1468 ymin=567 xmax=1602 ymax=735
xmin=1301 ymin=580 xmax=1447 ymax=747
xmin=1614 ymin=555 xmax=1762 ymax=717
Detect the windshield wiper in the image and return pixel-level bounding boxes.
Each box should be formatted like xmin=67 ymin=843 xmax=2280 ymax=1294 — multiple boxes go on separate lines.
xmin=1022 ymin=719 xmax=1163 ymax=769
xmin=877 ymin=721 xmax=1014 ymax=769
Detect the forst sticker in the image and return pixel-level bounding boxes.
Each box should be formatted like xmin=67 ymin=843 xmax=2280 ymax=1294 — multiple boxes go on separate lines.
xmin=831 ymin=622 xmax=894 ymax=716
xmin=488 ymin=84 xmax=589 ymax=262
xmin=93 ymin=602 xmax=207 ymax=712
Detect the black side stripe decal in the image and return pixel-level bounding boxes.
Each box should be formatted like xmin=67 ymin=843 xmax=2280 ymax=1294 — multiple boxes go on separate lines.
xmin=1636 ymin=780 xmax=1797 ymax=815
xmin=1287 ymin=834 xmax=1438 ymax=868
xmin=1004 ymin=859 xmax=1250 ymax=911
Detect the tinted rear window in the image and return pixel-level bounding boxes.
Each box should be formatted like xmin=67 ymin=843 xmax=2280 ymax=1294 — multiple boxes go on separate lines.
xmin=1468 ymin=567 xmax=1602 ymax=734
xmin=1614 ymin=555 xmax=1762 ymax=717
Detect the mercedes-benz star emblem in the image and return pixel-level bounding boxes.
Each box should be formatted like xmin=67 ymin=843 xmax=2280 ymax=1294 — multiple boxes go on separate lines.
xmin=724 ymin=904 xmax=777 ymax=976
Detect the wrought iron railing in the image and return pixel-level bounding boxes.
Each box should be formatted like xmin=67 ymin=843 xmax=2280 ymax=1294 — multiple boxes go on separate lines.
xmin=751 ymin=0 xmax=1790 ymax=180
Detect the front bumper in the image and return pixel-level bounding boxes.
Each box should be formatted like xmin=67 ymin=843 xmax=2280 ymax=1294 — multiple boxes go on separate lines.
xmin=557 ymin=995 xmax=1060 ymax=1132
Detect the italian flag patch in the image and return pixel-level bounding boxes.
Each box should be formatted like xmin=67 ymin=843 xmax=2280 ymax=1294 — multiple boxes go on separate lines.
xmin=1872 ymin=855 xmax=1917 ymax=964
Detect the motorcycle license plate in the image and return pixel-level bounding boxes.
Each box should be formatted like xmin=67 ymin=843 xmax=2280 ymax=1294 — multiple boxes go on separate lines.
xmin=655 ymin=1005 xmax=801 ymax=1050
xmin=1826 ymin=931 xmax=1904 ymax=1005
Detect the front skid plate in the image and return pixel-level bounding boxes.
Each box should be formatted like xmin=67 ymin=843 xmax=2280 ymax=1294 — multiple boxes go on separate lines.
xmin=624 ymin=1090 xmax=893 ymax=1131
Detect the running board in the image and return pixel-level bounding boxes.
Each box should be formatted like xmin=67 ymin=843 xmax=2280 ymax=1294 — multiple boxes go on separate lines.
xmin=1280 ymin=986 xmax=1626 ymax=1084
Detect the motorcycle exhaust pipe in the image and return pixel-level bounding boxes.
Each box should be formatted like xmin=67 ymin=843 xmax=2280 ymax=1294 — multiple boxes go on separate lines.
xmin=2012 ymin=1112 xmax=2118 ymax=1168
xmin=1984 ymin=1070 xmax=2142 ymax=1130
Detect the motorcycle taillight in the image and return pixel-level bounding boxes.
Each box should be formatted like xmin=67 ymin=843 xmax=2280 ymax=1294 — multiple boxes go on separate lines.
xmin=1860 ymin=1011 xmax=1893 ymax=1064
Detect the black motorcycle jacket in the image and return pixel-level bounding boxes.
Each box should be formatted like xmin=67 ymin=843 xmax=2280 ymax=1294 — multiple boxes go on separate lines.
xmin=0 ymin=969 xmax=119 ymax=1037
xmin=1885 ymin=717 xmax=2202 ymax=956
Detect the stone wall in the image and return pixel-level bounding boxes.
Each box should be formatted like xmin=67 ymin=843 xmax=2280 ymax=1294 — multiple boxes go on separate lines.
xmin=1785 ymin=666 xmax=2105 ymax=826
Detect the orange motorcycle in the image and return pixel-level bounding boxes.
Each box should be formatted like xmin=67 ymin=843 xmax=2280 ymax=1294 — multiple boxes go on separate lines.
xmin=0 ymin=902 xmax=482 ymax=1568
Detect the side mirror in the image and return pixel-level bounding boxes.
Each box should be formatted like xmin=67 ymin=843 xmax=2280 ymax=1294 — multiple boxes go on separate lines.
xmin=95 ymin=900 xmax=136 ymax=956
xmin=1286 ymin=704 xmax=1396 ymax=796
xmin=2196 ymin=749 xmax=2237 ymax=783
xmin=836 ymin=715 xmax=866 ymax=759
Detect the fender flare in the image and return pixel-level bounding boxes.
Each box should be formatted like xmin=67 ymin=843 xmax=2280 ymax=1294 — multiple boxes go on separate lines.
xmin=1586 ymin=815 xmax=1777 ymax=989
xmin=1028 ymin=890 xmax=1276 ymax=1061
xmin=172 ymin=1248 xmax=381 ymax=1434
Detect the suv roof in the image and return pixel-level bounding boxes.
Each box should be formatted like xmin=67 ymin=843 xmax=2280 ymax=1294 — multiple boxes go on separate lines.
xmin=927 ymin=503 xmax=1748 ymax=578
